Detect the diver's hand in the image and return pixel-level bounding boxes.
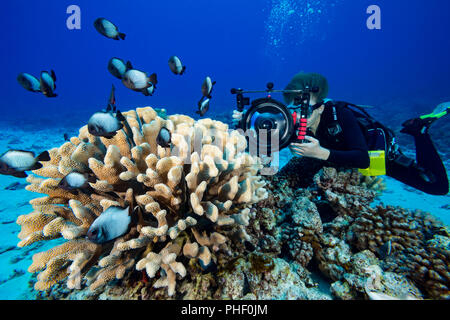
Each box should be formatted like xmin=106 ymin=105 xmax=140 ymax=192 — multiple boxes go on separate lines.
xmin=289 ymin=136 xmax=330 ymax=160
xmin=232 ymin=110 xmax=244 ymax=127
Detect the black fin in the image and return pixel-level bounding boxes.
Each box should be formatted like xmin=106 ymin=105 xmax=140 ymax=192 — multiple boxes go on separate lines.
xmin=70 ymin=189 xmax=81 ymax=196
xmin=36 ymin=151 xmax=50 ymax=162
xmin=212 ymin=81 xmax=216 ymax=86
xmin=106 ymin=104 xmax=112 ymax=112
xmin=181 ymin=66 xmax=186 ymax=75
xmin=130 ymin=206 xmax=139 ymax=226
xmin=86 ymin=174 xmax=97 ymax=183
xmin=126 ymin=61 xmax=133 ymax=70
xmin=116 ymin=110 xmax=126 ymax=121
xmin=119 ymin=33 xmax=126 ymax=40
xmin=31 ymin=162 xmax=43 ymax=170
xmin=149 ymin=73 xmax=158 ymax=85
xmin=13 ymin=171 xmax=28 ymax=178
xmin=51 ymin=70 xmax=56 ymax=82
xmin=142 ymin=88 xmax=150 ymax=97
xmin=57 ymin=177 xmax=66 ymax=189
xmin=103 ymin=132 xmax=118 ymax=139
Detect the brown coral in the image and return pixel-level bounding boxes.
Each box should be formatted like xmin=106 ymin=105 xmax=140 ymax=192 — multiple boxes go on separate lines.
xmin=16 ymin=106 xmax=267 ymax=296
xmin=311 ymin=167 xmax=450 ymax=299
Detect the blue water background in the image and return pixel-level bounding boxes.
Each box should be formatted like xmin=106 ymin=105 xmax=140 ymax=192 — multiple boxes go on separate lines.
xmin=1 ymin=0 xmax=449 ymax=126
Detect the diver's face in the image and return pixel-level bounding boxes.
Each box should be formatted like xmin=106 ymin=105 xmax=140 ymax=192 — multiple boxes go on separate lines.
xmin=307 ymin=105 xmax=325 ymax=128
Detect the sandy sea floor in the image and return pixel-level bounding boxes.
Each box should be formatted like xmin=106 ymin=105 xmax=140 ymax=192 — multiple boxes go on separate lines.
xmin=0 ymin=125 xmax=448 ymax=300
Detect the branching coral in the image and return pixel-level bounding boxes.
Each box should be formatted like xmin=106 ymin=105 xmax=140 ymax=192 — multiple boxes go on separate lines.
xmin=16 ymin=106 xmax=267 ymax=297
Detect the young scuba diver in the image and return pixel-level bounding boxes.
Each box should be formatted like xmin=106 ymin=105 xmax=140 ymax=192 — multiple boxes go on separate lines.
xmin=232 ymin=72 xmax=449 ymax=196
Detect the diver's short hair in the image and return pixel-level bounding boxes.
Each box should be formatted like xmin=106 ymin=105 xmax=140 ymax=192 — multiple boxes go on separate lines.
xmin=283 ymin=72 xmax=329 ymax=104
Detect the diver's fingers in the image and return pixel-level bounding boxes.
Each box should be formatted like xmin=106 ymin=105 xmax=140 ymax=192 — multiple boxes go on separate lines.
xmin=290 ymin=143 xmax=310 ymax=150
xmin=290 ymin=148 xmax=304 ymax=156
xmin=290 ymin=143 xmax=303 ymax=148
xmin=232 ymin=114 xmax=241 ymax=119
xmin=289 ymin=145 xmax=305 ymax=154
xmin=304 ymin=136 xmax=319 ymax=144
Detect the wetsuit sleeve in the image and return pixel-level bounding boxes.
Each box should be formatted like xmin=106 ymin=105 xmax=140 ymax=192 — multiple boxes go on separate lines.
xmin=326 ymin=108 xmax=370 ymax=169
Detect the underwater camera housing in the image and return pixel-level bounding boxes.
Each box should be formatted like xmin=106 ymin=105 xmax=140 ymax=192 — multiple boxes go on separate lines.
xmin=231 ymin=83 xmax=320 ymax=155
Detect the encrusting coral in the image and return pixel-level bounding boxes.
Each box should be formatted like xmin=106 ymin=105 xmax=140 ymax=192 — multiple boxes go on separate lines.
xmin=16 ymin=106 xmax=268 ymax=296
xmin=310 ymin=167 xmax=449 ymax=300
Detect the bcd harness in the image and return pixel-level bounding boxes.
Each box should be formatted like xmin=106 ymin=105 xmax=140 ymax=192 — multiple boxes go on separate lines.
xmin=292 ymin=100 xmax=402 ymax=177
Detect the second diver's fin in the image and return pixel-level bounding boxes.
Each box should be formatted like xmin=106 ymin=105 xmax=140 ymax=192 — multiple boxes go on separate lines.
xmin=420 ymin=102 xmax=450 ymax=121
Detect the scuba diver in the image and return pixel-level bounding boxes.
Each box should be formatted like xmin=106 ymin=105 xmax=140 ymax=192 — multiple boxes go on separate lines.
xmin=232 ymin=72 xmax=449 ymax=196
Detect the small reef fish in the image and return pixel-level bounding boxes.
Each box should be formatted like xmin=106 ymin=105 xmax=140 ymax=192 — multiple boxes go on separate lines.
xmin=201 ymin=76 xmax=216 ymax=98
xmin=196 ymin=97 xmax=210 ymax=117
xmin=108 ymin=57 xmax=128 ymax=79
xmin=108 ymin=59 xmax=158 ymax=96
xmin=122 ymin=61 xmax=158 ymax=96
xmin=168 ymin=56 xmax=186 ymax=75
xmin=88 ymin=85 xmax=126 ymax=138
xmin=94 ymin=18 xmax=126 ymax=40
xmin=377 ymin=240 xmax=392 ymax=259
xmin=87 ymin=206 xmax=132 ymax=244
xmin=40 ymin=70 xmax=57 ymax=98
xmin=88 ymin=106 xmax=126 ymax=139
xmin=58 ymin=171 xmax=95 ymax=193
xmin=63 ymin=133 xmax=69 ymax=141
xmin=17 ymin=73 xmax=41 ymax=92
xmin=0 ymin=150 xmax=50 ymax=178
xmin=156 ymin=127 xmax=171 ymax=148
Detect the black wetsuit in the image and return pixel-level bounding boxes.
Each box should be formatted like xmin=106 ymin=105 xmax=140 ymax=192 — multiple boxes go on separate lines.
xmin=312 ymin=103 xmax=449 ymax=196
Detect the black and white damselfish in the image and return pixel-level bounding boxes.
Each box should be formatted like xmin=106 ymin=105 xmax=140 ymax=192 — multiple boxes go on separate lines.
xmin=108 ymin=57 xmax=128 ymax=79
xmin=58 ymin=171 xmax=96 ymax=194
xmin=40 ymin=70 xmax=57 ymax=98
xmin=122 ymin=61 xmax=158 ymax=96
xmin=87 ymin=206 xmax=136 ymax=244
xmin=88 ymin=105 xmax=126 ymax=139
xmin=156 ymin=127 xmax=172 ymax=148
xmin=168 ymin=56 xmax=186 ymax=75
xmin=94 ymin=18 xmax=126 ymax=40
xmin=0 ymin=150 xmax=50 ymax=178
xmin=88 ymin=85 xmax=126 ymax=139
xmin=17 ymin=73 xmax=41 ymax=93
xmin=201 ymin=76 xmax=216 ymax=99
xmin=196 ymin=97 xmax=210 ymax=117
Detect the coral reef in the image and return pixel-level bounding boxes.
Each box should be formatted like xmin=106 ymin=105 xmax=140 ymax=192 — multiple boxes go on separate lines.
xmin=16 ymin=106 xmax=268 ymax=296
xmin=311 ymin=167 xmax=450 ymax=300
xmin=16 ymin=118 xmax=449 ymax=300
xmin=218 ymin=253 xmax=331 ymax=300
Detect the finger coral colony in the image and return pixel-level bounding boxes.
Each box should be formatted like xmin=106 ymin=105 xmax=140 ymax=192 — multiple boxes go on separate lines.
xmin=15 ymin=109 xmax=449 ymax=300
